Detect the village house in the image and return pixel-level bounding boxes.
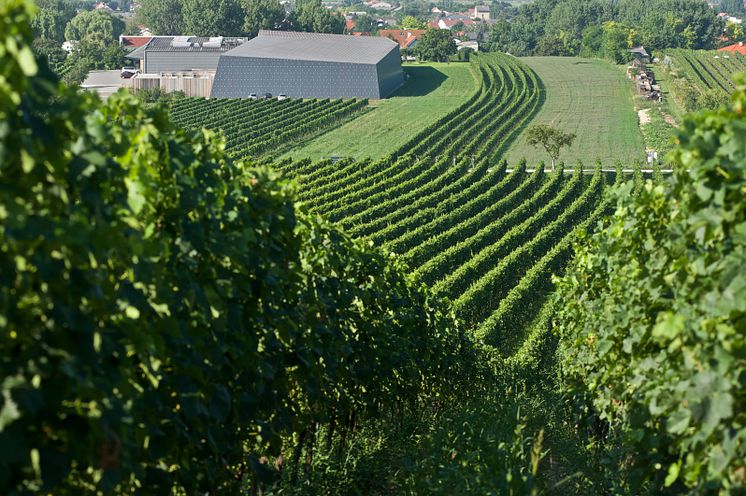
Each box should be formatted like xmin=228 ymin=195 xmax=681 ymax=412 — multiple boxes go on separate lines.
xmin=437 ymin=17 xmax=476 ymax=29
xmin=718 ymin=41 xmax=746 ymax=55
xmin=378 ymin=29 xmax=426 ymax=50
xmin=467 ymin=5 xmax=491 ymax=21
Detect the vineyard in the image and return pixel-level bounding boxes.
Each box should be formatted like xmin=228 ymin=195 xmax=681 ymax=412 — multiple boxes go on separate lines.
xmin=278 ymin=53 xmax=610 ymax=348
xmin=663 ymin=49 xmax=746 ymax=110
xmin=168 ymin=96 xmax=367 ymax=158
xmin=4 ymin=1 xmax=745 ymax=492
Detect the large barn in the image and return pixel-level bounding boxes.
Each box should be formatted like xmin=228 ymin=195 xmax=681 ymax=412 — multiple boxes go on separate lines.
xmin=210 ymin=30 xmax=404 ymax=99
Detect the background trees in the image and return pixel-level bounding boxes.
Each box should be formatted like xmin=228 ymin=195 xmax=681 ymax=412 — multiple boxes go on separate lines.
xmin=136 ymin=0 xmax=185 ymax=35
xmin=64 ymin=9 xmax=125 ymax=42
xmin=400 ymin=15 xmax=427 ymax=30
xmin=135 ymin=0 xmax=343 ymax=36
xmin=62 ymin=9 xmax=127 ymax=82
xmin=181 ymin=0 xmax=244 ymax=37
xmin=31 ymin=0 xmax=75 ymax=41
xmin=293 ymin=0 xmax=345 ymax=34
xmin=415 ymin=29 xmax=457 ymax=62
xmin=486 ymin=0 xmax=724 ymax=58
xmin=241 ymin=0 xmax=287 ymax=37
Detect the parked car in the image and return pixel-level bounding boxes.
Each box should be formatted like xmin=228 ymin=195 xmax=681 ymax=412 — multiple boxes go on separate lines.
xmin=248 ymin=93 xmax=258 ymax=100
xmin=262 ymin=93 xmax=273 ymax=100
xmin=277 ymin=94 xmax=288 ymax=100
xmin=120 ymin=67 xmax=139 ymax=79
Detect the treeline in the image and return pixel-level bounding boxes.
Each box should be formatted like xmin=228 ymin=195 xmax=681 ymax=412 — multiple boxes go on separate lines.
xmin=137 ymin=0 xmax=345 ymax=38
xmin=30 ymin=0 xmax=348 ymax=84
xmin=486 ymin=0 xmax=724 ymax=60
xmin=31 ymin=0 xmax=131 ymax=83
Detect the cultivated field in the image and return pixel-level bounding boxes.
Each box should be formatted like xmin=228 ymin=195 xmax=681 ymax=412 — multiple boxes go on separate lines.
xmin=279 ymin=53 xmax=608 ymax=345
xmin=169 ymin=96 xmax=366 ymax=158
xmin=665 ymin=49 xmax=746 ymax=96
xmin=505 ymin=56 xmax=645 ymax=166
xmin=280 ymin=62 xmax=478 ymax=161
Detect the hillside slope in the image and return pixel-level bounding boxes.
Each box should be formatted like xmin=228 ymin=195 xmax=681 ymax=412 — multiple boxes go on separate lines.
xmin=505 ymin=56 xmax=645 ymax=166
xmin=280 ymin=62 xmax=478 ymax=161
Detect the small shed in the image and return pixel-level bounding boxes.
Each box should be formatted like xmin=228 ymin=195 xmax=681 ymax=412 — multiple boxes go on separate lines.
xmin=629 ymin=46 xmax=650 ymax=63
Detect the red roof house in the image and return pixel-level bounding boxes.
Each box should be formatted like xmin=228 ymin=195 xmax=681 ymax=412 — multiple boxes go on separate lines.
xmin=718 ymin=42 xmax=746 ymax=55
xmin=119 ymin=36 xmax=153 ymax=49
xmin=378 ymin=29 xmax=426 ymax=49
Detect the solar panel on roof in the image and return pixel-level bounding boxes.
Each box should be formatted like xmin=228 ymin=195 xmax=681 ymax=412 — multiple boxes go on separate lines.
xmin=171 ymin=36 xmax=192 ymax=48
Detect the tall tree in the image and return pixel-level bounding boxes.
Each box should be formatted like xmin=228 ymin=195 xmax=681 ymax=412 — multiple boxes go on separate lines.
xmin=32 ymin=37 xmax=67 ymax=73
xmin=64 ymin=9 xmax=125 ymax=42
xmin=136 ymin=0 xmax=185 ymax=35
xmin=292 ymin=0 xmax=345 ymax=33
xmin=241 ymin=0 xmax=287 ymax=37
xmin=600 ymin=21 xmax=636 ymax=64
xmin=400 ymin=15 xmax=427 ymax=29
xmin=31 ymin=0 xmax=76 ymax=41
xmin=415 ymin=28 xmax=456 ymax=61
xmin=525 ymin=124 xmax=576 ymax=168
xmin=354 ymin=14 xmax=375 ymax=33
xmin=182 ymin=0 xmax=245 ymax=36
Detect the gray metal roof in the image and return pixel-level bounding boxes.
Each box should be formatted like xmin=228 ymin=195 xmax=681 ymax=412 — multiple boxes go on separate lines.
xmin=132 ymin=36 xmax=247 ymax=54
xmin=125 ymin=44 xmax=147 ymax=59
xmin=221 ymin=30 xmax=399 ymax=65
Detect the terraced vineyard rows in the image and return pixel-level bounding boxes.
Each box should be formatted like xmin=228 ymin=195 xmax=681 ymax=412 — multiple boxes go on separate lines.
xmin=280 ymin=53 xmax=611 ymax=356
xmin=169 ymin=96 xmax=367 ymax=158
xmin=667 ymin=49 xmax=746 ymax=97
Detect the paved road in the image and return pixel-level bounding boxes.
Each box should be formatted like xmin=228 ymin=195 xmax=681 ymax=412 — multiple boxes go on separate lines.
xmin=81 ymin=70 xmax=133 ymax=99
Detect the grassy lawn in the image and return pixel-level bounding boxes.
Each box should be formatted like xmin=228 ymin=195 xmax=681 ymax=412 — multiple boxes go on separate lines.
xmin=506 ymin=57 xmax=645 ymax=167
xmin=280 ymin=62 xmax=478 ymax=162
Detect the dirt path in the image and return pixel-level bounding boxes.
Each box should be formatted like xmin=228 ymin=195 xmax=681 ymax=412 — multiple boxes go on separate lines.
xmin=637 ymin=108 xmax=651 ymax=125
xmin=661 ymin=110 xmax=677 ymax=127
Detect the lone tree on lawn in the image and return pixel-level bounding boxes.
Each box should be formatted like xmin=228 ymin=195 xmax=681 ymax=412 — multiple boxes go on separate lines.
xmin=415 ymin=28 xmax=457 ymax=62
xmin=525 ymin=124 xmax=576 ymax=169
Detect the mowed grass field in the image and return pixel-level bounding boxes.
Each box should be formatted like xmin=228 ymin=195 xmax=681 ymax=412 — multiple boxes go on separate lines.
xmin=505 ymin=57 xmax=645 ymax=166
xmin=280 ymin=62 xmax=478 ymax=161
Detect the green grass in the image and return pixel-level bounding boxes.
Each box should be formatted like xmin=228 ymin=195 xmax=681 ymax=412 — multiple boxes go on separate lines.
xmin=279 ymin=62 xmax=478 ymax=162
xmin=506 ymin=57 xmax=645 ymax=167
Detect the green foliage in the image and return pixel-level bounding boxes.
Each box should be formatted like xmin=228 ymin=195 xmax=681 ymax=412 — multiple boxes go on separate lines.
xmin=553 ymin=78 xmax=746 ymax=493
xmin=31 ymin=0 xmax=75 ymax=42
xmin=353 ymin=13 xmax=375 ymax=34
xmin=664 ymin=49 xmax=746 ymax=112
xmin=135 ymin=0 xmax=345 ymax=37
xmin=31 ymin=36 xmax=66 ymax=73
xmin=241 ymin=0 xmax=287 ymax=37
xmin=292 ymin=0 xmax=345 ymax=34
xmin=182 ymin=0 xmax=243 ymax=37
xmin=599 ymin=21 xmax=636 ymax=64
xmin=486 ymin=0 xmax=723 ymax=56
xmin=0 ymin=2 xmax=465 ymax=492
xmin=60 ymin=7 xmax=126 ymax=79
xmin=415 ymin=29 xmax=456 ymax=62
xmin=525 ymin=124 xmax=576 ymax=167
xmin=400 ymin=15 xmax=427 ymax=30
xmin=64 ymin=8 xmax=124 ymax=42
xmin=169 ymin=96 xmax=368 ymax=159
xmin=136 ymin=0 xmax=185 ymax=36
